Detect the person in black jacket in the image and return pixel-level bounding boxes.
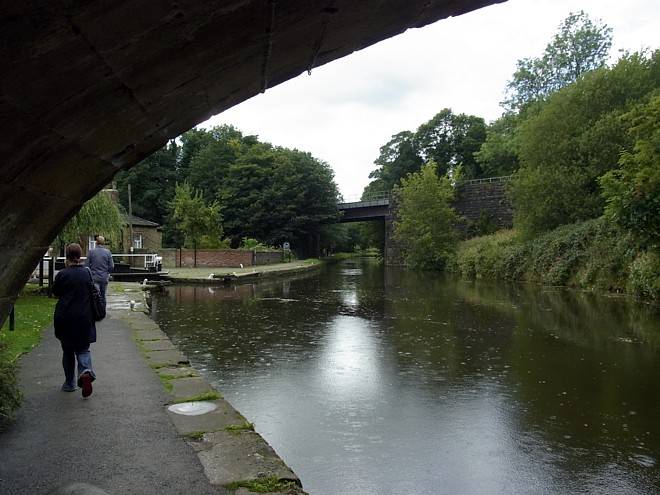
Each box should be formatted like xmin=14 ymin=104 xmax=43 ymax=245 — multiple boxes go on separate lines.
xmin=52 ymin=243 xmax=96 ymax=397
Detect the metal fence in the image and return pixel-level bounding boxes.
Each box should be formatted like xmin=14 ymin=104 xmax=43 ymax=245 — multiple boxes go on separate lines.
xmin=459 ymin=175 xmax=512 ymax=185
xmin=339 ymin=192 xmax=391 ymax=206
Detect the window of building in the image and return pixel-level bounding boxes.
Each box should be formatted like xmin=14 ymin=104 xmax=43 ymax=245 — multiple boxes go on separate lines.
xmin=133 ymin=233 xmax=143 ymax=250
xmin=88 ymin=236 xmax=97 ymax=252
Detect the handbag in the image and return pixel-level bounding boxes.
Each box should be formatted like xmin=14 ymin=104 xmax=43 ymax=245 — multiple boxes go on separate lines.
xmin=86 ymin=268 xmax=106 ymax=321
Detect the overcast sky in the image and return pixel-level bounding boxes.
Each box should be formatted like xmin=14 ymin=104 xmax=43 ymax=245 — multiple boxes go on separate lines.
xmin=203 ymin=0 xmax=659 ymax=199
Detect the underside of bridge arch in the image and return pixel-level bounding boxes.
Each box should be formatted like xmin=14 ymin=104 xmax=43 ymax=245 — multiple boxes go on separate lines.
xmin=0 ymin=0 xmax=504 ymax=325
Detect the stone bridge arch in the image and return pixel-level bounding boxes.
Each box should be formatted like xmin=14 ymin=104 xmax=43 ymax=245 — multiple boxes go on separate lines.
xmin=0 ymin=0 xmax=505 ymax=324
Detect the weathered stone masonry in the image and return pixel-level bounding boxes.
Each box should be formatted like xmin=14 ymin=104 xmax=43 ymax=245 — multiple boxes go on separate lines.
xmin=453 ymin=178 xmax=513 ymax=234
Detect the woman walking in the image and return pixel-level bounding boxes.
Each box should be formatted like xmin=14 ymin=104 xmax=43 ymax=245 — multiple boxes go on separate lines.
xmin=52 ymin=243 xmax=96 ymax=397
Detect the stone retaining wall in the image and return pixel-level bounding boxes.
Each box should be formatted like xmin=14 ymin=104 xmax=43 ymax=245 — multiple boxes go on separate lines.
xmin=453 ymin=180 xmax=513 ymax=236
xmin=255 ymin=251 xmax=284 ymax=265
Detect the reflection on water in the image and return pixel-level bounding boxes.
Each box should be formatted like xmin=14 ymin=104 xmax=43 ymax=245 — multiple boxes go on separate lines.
xmin=151 ymin=260 xmax=660 ymax=495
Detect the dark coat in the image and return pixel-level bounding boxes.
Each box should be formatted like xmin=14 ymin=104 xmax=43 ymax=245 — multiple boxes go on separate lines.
xmin=52 ymin=265 xmax=97 ymax=345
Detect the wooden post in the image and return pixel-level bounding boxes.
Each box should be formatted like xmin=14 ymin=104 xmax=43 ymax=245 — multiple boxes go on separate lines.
xmin=128 ymin=183 xmax=134 ymax=262
xmin=48 ymin=257 xmax=54 ymax=296
xmin=38 ymin=258 xmax=44 ymax=287
xmin=9 ymin=305 xmax=15 ymax=332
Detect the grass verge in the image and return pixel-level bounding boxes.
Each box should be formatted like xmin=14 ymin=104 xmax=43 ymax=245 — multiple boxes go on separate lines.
xmin=224 ymin=421 xmax=255 ymax=434
xmin=0 ymin=285 xmax=56 ymax=430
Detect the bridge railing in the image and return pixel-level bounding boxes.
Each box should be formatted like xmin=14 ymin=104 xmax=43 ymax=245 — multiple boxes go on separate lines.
xmin=339 ymin=192 xmax=391 ymax=207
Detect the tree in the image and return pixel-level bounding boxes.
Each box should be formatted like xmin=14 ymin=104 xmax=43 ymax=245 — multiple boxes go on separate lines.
xmin=474 ymin=113 xmax=520 ymax=177
xmin=503 ymin=11 xmax=613 ymax=112
xmin=510 ymin=51 xmax=658 ymax=237
xmin=367 ymin=109 xmax=487 ymax=193
xmin=169 ymin=183 xmax=222 ymax=266
xmin=187 ymin=125 xmax=247 ymax=203
xmin=393 ymin=161 xmax=459 ymax=269
xmin=114 ymin=142 xmax=178 ymax=224
xmin=600 ymin=95 xmax=660 ymax=248
xmin=56 ymin=191 xmax=124 ymax=250
xmin=369 ymin=131 xmax=423 ymax=191
xmin=414 ymin=109 xmax=486 ymax=179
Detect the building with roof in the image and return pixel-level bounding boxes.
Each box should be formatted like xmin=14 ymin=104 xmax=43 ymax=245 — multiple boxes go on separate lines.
xmin=121 ymin=214 xmax=163 ymax=254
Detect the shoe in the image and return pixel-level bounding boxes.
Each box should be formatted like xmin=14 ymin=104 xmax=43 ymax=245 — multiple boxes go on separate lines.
xmin=79 ymin=372 xmax=93 ymax=398
xmin=61 ymin=383 xmax=77 ymax=392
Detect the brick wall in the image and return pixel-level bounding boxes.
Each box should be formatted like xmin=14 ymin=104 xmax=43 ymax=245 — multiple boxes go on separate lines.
xmin=170 ymin=249 xmax=255 ymax=268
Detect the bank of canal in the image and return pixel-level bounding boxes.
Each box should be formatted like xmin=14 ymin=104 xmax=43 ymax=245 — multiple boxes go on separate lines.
xmin=150 ymin=259 xmax=660 ymax=495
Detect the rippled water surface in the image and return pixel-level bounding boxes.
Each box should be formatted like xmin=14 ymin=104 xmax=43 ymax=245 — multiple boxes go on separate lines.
xmin=151 ymin=259 xmax=660 ymax=494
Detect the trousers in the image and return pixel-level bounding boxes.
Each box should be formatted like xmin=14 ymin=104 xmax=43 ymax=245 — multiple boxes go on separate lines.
xmin=61 ymin=341 xmax=96 ymax=388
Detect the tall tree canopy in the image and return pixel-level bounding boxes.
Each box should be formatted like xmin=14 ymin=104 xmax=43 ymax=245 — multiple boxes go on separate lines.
xmin=368 ymin=108 xmax=487 ymax=193
xmin=115 ymin=142 xmax=179 ymax=226
xmin=503 ymin=11 xmax=613 ymax=113
xmin=510 ymin=50 xmax=659 ymax=237
xmin=115 ymin=125 xmax=339 ymax=251
xmin=600 ymin=95 xmax=660 ymax=249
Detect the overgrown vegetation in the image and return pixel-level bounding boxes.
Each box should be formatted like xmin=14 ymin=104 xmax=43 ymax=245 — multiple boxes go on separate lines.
xmin=224 ymin=421 xmax=255 ymax=434
xmin=510 ymin=51 xmax=658 ymax=238
xmin=225 ymin=477 xmax=297 ymax=493
xmin=450 ymin=218 xmax=658 ymax=300
xmin=0 ymin=286 xmax=55 ymax=430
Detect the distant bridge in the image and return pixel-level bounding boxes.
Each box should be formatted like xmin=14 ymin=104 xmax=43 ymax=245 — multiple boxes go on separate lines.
xmin=338 ymin=175 xmax=513 ymax=223
xmin=337 ymin=176 xmax=513 ymax=263
xmin=338 ymin=192 xmax=391 ymax=222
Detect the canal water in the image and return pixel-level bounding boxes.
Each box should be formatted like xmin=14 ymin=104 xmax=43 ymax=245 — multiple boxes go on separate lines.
xmin=150 ymin=259 xmax=660 ymax=494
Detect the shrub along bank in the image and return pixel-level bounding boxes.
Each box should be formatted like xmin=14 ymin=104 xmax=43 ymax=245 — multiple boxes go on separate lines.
xmin=450 ymin=217 xmax=659 ymax=300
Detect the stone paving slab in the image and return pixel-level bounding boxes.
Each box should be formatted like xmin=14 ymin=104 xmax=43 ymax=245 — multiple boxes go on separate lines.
xmin=167 ymin=399 xmax=246 ymax=435
xmin=196 ymin=430 xmax=300 ymax=487
xmin=169 ymin=377 xmax=217 ymax=401
xmin=142 ymin=339 xmax=177 ymax=351
xmin=130 ymin=321 xmax=163 ymax=332
xmin=135 ymin=329 xmax=170 ymax=341
xmin=145 ymin=349 xmax=190 ymax=367
xmin=156 ymin=366 xmax=199 ymax=379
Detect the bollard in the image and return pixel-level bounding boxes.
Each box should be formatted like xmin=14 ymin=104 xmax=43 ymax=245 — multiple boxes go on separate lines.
xmin=48 ymin=257 xmax=55 ymax=296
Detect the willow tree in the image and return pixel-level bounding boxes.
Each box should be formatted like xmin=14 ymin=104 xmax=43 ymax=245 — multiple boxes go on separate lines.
xmin=55 ymin=191 xmax=124 ymax=251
